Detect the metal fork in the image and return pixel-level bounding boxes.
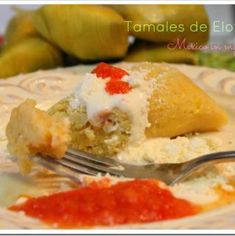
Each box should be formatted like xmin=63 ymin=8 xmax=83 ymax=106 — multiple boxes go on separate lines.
xmin=32 ymin=149 xmax=235 ymax=186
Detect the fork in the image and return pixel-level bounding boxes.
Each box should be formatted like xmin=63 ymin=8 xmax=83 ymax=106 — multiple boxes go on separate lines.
xmin=32 ymin=149 xmax=235 ymax=186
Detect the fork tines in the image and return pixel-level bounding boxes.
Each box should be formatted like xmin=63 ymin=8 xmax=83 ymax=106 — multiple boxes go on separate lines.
xmin=33 ymin=149 xmax=124 ymax=180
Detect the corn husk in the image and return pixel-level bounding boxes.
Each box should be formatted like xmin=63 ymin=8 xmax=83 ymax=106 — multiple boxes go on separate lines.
xmin=5 ymin=8 xmax=39 ymax=45
xmin=111 ymin=5 xmax=209 ymax=44
xmin=33 ymin=5 xmax=128 ymax=61
xmin=125 ymin=41 xmax=197 ymax=64
xmin=0 ymin=37 xmax=63 ymax=79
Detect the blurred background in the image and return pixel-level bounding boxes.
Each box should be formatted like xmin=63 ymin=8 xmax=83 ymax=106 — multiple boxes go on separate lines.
xmin=1 ymin=5 xmax=234 ymax=40
xmin=1 ymin=5 xmax=235 ymax=79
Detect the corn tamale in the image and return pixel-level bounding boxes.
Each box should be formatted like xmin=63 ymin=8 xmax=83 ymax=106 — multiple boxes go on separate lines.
xmin=111 ymin=5 xmax=209 ymax=44
xmin=33 ymin=5 xmax=128 ymax=61
xmin=5 ymin=9 xmax=39 ymax=45
xmin=0 ymin=37 xmax=63 ymax=79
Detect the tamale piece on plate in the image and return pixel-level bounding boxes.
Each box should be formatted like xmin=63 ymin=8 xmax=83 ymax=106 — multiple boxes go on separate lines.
xmin=33 ymin=5 xmax=128 ymax=61
xmin=48 ymin=63 xmax=227 ymax=156
xmin=0 ymin=37 xmax=63 ymax=79
xmin=6 ymin=63 xmax=228 ymax=167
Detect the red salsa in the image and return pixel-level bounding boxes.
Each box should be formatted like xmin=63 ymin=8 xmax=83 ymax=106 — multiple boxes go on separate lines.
xmin=91 ymin=62 xmax=132 ymax=95
xmin=92 ymin=62 xmax=129 ymax=80
xmin=10 ymin=179 xmax=199 ymax=228
xmin=105 ymin=80 xmax=132 ymax=95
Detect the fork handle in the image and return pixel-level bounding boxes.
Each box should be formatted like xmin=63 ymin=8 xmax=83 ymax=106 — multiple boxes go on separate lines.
xmin=172 ymin=151 xmax=235 ymax=184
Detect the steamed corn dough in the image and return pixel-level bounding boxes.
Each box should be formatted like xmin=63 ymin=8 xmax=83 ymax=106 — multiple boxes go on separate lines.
xmin=141 ymin=63 xmax=227 ymax=137
xmin=33 ymin=5 xmax=128 ymax=60
xmin=48 ymin=63 xmax=227 ymax=157
xmin=49 ymin=99 xmax=132 ymax=156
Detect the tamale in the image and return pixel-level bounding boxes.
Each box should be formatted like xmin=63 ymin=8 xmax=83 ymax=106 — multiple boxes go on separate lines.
xmin=47 ymin=62 xmax=227 ymax=156
xmin=111 ymin=5 xmax=209 ymax=44
xmin=33 ymin=5 xmax=128 ymax=61
xmin=0 ymin=37 xmax=63 ymax=79
xmin=5 ymin=8 xmax=38 ymax=45
xmin=6 ymin=63 xmax=227 ymax=165
xmin=125 ymin=41 xmax=197 ymax=64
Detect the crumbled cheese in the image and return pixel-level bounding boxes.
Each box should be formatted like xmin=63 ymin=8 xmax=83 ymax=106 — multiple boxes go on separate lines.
xmin=104 ymin=135 xmax=119 ymax=145
xmin=216 ymin=162 xmax=235 ymax=178
xmin=14 ymin=197 xmax=28 ymax=205
xmin=171 ymin=171 xmax=234 ymax=204
xmin=117 ymin=136 xmax=222 ymax=165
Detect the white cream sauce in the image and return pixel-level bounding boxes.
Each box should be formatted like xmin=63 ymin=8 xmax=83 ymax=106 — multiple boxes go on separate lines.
xmin=69 ymin=70 xmax=154 ymax=143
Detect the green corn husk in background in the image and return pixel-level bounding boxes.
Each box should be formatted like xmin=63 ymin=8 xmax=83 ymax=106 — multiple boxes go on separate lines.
xmin=5 ymin=8 xmax=39 ymax=45
xmin=110 ymin=5 xmax=209 ymax=45
xmin=125 ymin=41 xmax=197 ymax=64
xmin=197 ymin=51 xmax=235 ymax=71
xmin=0 ymin=37 xmax=63 ymax=79
xmin=33 ymin=5 xmax=128 ymax=61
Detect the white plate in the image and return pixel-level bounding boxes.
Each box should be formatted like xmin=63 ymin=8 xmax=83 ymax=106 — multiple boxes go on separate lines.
xmin=0 ymin=63 xmax=235 ymax=229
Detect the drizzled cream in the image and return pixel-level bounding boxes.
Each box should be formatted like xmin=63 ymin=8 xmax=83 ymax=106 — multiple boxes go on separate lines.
xmin=70 ymin=73 xmax=123 ymax=126
xmin=69 ymin=69 xmax=155 ymax=143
